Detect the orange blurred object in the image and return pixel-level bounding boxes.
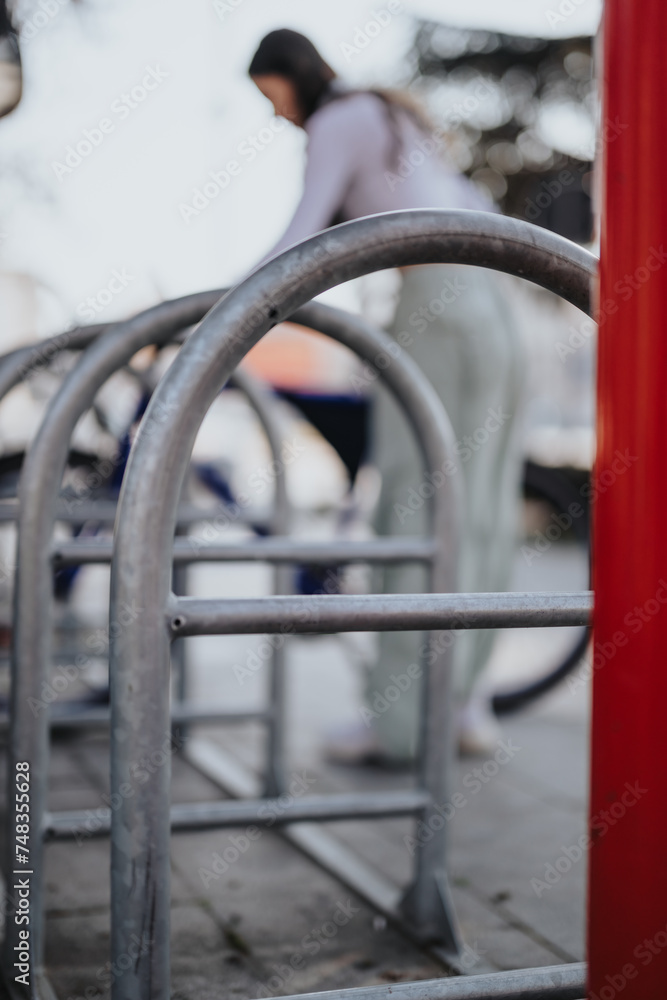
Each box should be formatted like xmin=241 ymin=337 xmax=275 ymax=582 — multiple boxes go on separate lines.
xmin=243 ymin=321 xmax=358 ymax=393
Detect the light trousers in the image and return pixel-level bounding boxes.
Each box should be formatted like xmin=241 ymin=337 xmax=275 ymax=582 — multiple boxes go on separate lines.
xmin=367 ymin=264 xmax=525 ymax=760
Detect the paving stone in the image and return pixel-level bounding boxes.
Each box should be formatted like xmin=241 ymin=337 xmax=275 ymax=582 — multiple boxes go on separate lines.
xmin=44 ymin=911 xmax=111 ymax=1000
xmin=44 ymin=840 xmax=111 ymax=912
xmin=449 ymin=884 xmax=568 ymax=972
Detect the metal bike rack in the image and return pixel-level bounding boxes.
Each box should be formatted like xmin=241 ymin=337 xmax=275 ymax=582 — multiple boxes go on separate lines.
xmin=0 ymin=299 xmax=290 ymax=710
xmin=106 ymin=210 xmax=595 ymax=999
xmin=1 ymin=290 xmax=461 ymax=998
xmin=0 ymin=291 xmax=292 ymax=993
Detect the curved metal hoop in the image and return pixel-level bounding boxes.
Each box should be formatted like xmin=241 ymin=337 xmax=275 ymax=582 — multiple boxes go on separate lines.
xmin=109 ymin=210 xmax=596 ymax=997
xmin=3 ymin=281 xmax=463 ymax=986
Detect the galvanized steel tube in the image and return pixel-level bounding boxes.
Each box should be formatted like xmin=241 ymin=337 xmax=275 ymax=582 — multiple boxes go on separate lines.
xmin=109 ymin=209 xmax=595 ymax=998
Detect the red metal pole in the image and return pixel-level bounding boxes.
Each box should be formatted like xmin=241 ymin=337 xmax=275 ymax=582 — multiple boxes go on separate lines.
xmin=589 ymin=2 xmax=667 ymax=997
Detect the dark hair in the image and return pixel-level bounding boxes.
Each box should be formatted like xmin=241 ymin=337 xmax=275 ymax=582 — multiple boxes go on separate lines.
xmin=248 ymin=29 xmax=437 ymax=169
xmin=0 ymin=1 xmax=15 ymax=36
xmin=248 ymin=29 xmax=337 ymax=122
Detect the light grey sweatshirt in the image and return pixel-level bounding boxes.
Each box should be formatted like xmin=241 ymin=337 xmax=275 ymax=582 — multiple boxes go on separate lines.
xmin=262 ymin=89 xmax=491 ymax=262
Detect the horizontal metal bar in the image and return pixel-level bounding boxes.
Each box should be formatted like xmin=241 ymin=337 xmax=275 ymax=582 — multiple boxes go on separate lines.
xmin=0 ymin=498 xmax=268 ymax=527
xmin=0 ymin=703 xmax=267 ymax=732
xmin=44 ymin=789 xmax=431 ymax=840
xmin=169 ymin=591 xmax=593 ymax=637
xmin=52 ymin=536 xmax=437 ymax=567
xmin=265 ymin=962 xmax=586 ymax=1000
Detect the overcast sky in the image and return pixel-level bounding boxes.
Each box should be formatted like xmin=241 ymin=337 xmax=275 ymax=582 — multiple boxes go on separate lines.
xmin=0 ymin=0 xmax=602 ymax=334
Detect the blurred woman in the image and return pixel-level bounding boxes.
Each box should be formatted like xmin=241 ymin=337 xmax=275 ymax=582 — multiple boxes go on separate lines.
xmin=248 ymin=29 xmax=525 ymax=760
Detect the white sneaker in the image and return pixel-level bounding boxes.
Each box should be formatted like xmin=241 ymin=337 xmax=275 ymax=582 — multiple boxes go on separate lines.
xmin=322 ymin=721 xmax=411 ymax=768
xmin=323 ymin=699 xmax=502 ymax=765
xmin=457 ymin=697 xmax=503 ymax=757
